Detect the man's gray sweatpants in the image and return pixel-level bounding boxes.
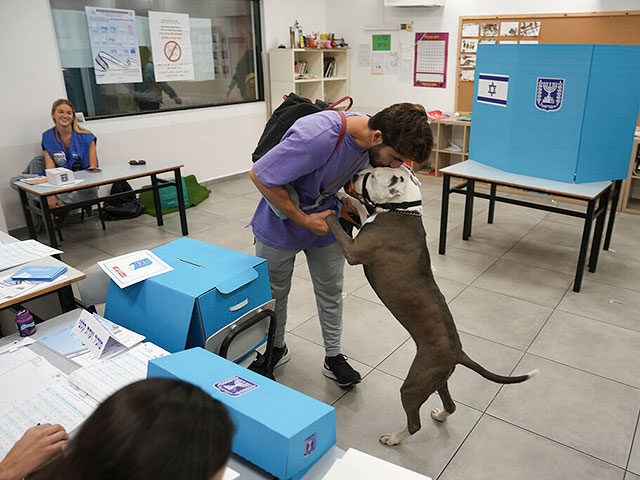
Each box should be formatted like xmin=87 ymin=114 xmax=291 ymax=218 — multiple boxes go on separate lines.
xmin=255 ymin=239 xmax=345 ymax=357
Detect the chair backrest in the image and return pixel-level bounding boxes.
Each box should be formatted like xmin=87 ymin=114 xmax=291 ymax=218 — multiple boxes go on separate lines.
xmin=24 ymin=155 xmax=46 ymax=175
xmin=77 ymin=264 xmax=111 ymax=307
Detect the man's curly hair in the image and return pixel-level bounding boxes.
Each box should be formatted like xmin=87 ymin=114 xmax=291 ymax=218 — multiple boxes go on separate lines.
xmin=368 ymin=103 xmax=433 ymax=164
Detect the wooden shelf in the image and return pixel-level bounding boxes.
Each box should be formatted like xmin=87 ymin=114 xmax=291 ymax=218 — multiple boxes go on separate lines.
xmin=269 ymin=49 xmax=349 ymax=112
xmin=413 ymin=118 xmax=470 ymax=177
xmin=621 ymin=138 xmax=640 ymax=214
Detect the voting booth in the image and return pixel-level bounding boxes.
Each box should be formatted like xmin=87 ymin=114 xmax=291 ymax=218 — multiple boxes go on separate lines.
xmin=105 ymin=238 xmax=272 ymax=353
xmin=148 ymin=348 xmax=336 ymax=480
xmin=470 ymin=44 xmax=640 ymax=183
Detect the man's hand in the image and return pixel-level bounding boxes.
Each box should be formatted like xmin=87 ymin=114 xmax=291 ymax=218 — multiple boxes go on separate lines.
xmin=0 ymin=424 xmax=68 ymax=480
xmin=305 ymin=210 xmax=335 ymax=236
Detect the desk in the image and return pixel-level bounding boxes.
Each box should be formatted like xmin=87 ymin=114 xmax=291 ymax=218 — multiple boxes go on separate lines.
xmin=14 ymin=161 xmax=188 ymax=249
xmin=0 ymin=309 xmax=340 ymax=480
xmin=438 ymin=160 xmax=619 ymax=293
xmin=0 ymin=232 xmax=83 ymax=314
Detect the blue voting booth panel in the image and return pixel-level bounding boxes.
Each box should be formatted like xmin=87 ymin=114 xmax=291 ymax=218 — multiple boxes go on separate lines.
xmin=470 ymin=44 xmax=640 ymax=183
xmin=105 ymin=238 xmax=272 ymax=353
xmin=148 ymin=348 xmax=336 ymax=480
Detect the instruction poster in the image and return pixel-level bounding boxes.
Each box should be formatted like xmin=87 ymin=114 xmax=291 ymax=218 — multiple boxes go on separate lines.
xmin=414 ymin=32 xmax=448 ymax=88
xmin=85 ymin=7 xmax=142 ymax=84
xmin=148 ymin=11 xmax=195 ymax=81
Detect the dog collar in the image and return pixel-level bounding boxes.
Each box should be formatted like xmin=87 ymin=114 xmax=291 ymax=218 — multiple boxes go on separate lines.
xmin=361 ymin=172 xmax=422 ymax=214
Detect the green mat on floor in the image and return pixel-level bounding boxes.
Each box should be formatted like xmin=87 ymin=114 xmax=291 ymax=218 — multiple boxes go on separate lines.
xmin=139 ymin=174 xmax=211 ymax=217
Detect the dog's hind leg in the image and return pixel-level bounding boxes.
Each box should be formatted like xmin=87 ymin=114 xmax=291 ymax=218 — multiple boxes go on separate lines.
xmin=380 ymin=355 xmax=449 ymax=446
xmin=431 ymin=382 xmax=455 ymax=422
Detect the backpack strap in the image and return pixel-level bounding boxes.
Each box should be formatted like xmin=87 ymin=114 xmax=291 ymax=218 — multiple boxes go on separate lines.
xmin=301 ymin=111 xmax=366 ymax=211
xmin=326 ymin=96 xmax=353 ymax=111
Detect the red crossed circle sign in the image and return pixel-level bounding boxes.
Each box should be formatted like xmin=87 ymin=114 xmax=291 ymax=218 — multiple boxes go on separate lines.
xmin=164 ymin=41 xmax=181 ymax=62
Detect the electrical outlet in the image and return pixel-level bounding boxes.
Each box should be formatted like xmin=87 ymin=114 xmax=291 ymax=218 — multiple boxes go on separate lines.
xmin=400 ymin=22 xmax=414 ymax=31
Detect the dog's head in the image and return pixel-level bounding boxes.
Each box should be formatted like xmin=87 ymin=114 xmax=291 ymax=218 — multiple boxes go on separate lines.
xmin=346 ymin=164 xmax=422 ymax=207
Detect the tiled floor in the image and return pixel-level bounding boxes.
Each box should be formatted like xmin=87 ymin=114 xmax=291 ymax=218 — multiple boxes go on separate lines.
xmin=8 ymin=174 xmax=640 ymax=479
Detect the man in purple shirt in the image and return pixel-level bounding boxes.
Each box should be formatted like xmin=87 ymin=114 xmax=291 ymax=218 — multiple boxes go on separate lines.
xmin=249 ymin=103 xmax=433 ymax=387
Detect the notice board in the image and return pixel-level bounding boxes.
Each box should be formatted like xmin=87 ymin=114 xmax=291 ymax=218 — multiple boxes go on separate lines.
xmin=455 ymin=10 xmax=640 ymax=125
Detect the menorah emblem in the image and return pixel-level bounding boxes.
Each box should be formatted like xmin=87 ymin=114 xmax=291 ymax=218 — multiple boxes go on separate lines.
xmin=535 ymin=77 xmax=565 ymax=112
xmin=542 ymin=82 xmax=558 ymax=104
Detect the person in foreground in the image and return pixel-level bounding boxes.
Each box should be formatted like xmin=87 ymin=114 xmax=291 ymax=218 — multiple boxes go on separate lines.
xmin=0 ymin=378 xmax=234 ymax=480
xmin=249 ymin=102 xmax=433 ymax=387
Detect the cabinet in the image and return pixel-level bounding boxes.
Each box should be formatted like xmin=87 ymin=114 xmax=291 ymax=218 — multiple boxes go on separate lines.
xmin=269 ymin=48 xmax=349 ymax=112
xmin=621 ymin=137 xmax=640 ymax=214
xmin=414 ymin=118 xmax=470 ymax=177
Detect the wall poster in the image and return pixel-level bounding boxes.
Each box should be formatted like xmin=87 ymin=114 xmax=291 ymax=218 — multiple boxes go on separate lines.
xmin=85 ymin=6 xmax=142 ymax=84
xmin=148 ymin=11 xmax=195 ymax=81
xmin=414 ymin=32 xmax=448 ymax=88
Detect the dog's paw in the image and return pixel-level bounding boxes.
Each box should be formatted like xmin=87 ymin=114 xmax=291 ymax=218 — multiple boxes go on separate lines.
xmin=430 ymin=407 xmax=450 ymax=422
xmin=379 ymin=428 xmax=410 ymax=446
xmin=379 ymin=433 xmax=401 ymax=446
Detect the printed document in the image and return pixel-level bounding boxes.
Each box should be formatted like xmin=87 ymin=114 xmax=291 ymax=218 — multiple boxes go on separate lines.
xmin=98 ymin=250 xmax=173 ymax=288
xmin=69 ymin=342 xmax=169 ymax=402
xmin=0 ymin=240 xmax=62 ymax=271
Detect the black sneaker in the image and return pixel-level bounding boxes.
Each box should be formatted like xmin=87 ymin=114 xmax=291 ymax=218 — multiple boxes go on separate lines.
xmin=249 ymin=344 xmax=290 ymax=373
xmin=323 ymin=354 xmax=361 ymax=387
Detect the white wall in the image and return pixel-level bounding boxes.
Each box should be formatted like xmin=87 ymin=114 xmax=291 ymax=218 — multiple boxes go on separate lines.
xmin=2 ymin=0 xmax=636 ymax=231
xmin=327 ymin=0 xmax=640 ymax=113
xmin=0 ymin=0 xmax=274 ymax=232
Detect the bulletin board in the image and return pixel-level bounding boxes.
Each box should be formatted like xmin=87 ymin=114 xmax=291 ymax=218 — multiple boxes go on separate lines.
xmin=455 ymin=10 xmax=640 ymax=124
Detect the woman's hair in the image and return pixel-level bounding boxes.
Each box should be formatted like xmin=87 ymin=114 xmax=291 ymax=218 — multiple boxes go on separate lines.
xmin=30 ymin=378 xmax=234 ymax=480
xmin=368 ymin=103 xmax=434 ymax=164
xmin=50 ymin=99 xmax=92 ymax=135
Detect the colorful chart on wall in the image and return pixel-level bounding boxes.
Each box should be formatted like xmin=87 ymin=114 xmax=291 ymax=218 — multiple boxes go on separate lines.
xmin=414 ymin=32 xmax=448 ymax=88
xmin=85 ymin=7 xmax=142 ymax=84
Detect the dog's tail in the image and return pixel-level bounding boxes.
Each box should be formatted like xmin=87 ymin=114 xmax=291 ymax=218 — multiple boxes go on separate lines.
xmin=458 ymin=352 xmax=538 ymax=384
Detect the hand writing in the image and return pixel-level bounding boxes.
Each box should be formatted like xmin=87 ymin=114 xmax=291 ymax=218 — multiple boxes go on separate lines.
xmin=0 ymin=424 xmax=68 ymax=480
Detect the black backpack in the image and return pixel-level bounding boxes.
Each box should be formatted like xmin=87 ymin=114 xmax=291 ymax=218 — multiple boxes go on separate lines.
xmin=251 ymin=92 xmax=352 ymax=162
xmin=101 ymin=180 xmax=145 ymax=221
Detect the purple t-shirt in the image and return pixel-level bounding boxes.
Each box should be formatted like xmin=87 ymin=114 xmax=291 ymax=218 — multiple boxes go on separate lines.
xmin=249 ymin=110 xmax=369 ymax=250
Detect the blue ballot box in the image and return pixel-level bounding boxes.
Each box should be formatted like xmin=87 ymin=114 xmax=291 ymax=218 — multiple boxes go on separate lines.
xmin=148 ymin=348 xmax=336 ymax=480
xmin=105 ymin=238 xmax=272 ymax=353
xmin=470 ymin=44 xmax=640 ymax=183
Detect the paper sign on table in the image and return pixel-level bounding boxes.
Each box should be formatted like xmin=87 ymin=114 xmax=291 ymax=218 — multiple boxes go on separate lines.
xmin=98 ymin=250 xmax=173 ymax=288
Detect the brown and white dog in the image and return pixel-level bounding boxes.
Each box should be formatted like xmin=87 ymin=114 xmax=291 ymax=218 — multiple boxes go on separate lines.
xmin=327 ymin=165 xmax=537 ymax=446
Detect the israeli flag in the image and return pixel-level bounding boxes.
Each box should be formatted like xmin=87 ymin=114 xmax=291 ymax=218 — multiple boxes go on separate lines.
xmin=477 ymin=73 xmax=509 ymax=107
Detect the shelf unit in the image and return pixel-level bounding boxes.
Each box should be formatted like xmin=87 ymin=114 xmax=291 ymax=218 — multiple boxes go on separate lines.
xmin=269 ymin=48 xmax=349 ymax=112
xmin=621 ymin=137 xmax=640 ymax=214
xmin=414 ymin=118 xmax=470 ymax=177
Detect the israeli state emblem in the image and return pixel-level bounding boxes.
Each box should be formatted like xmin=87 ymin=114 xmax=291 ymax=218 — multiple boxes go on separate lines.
xmin=535 ymin=77 xmax=564 ymax=112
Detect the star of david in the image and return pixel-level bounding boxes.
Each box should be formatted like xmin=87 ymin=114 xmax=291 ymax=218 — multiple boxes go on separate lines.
xmin=488 ymin=82 xmax=497 ymax=96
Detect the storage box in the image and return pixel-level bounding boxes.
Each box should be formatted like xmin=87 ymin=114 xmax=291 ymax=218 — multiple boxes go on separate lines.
xmin=147 ymin=348 xmax=336 ymax=480
xmin=105 ymin=238 xmax=272 ymax=353
xmin=470 ymin=44 xmax=640 ymax=183
xmin=45 ymin=167 xmax=75 ymax=185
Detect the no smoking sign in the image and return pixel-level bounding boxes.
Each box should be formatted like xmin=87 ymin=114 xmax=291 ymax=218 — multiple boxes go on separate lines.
xmin=164 ymin=40 xmax=182 ymax=62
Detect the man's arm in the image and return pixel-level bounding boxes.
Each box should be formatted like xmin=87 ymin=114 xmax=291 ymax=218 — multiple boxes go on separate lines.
xmin=249 ymin=168 xmax=333 ymax=236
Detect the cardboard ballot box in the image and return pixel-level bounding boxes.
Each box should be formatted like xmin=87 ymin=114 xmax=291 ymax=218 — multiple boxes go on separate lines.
xmin=45 ymin=167 xmax=75 ymax=185
xmin=105 ymin=238 xmax=272 ymax=353
xmin=470 ymin=44 xmax=640 ymax=183
xmin=148 ymin=348 xmax=336 ymax=480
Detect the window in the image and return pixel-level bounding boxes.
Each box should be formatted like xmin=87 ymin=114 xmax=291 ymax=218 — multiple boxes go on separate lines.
xmin=49 ymin=0 xmax=263 ymax=119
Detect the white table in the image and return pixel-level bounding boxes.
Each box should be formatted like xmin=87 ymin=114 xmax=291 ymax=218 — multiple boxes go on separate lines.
xmin=439 ymin=160 xmax=618 ymax=292
xmin=14 ymin=161 xmax=188 ymax=249
xmin=0 ymin=231 xmax=84 ymax=314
